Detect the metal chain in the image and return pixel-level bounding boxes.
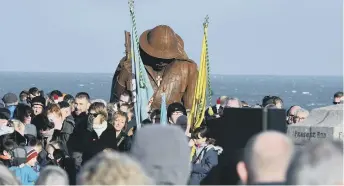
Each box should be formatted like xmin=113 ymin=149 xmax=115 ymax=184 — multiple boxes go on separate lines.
xmin=128 ymin=0 xmax=145 ymax=88
xmin=203 ymin=15 xmax=213 ymax=106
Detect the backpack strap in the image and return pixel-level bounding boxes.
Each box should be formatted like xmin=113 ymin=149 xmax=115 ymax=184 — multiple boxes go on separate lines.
xmin=117 ymin=137 xmax=125 ymax=147
xmin=192 ymin=146 xmax=207 ymax=164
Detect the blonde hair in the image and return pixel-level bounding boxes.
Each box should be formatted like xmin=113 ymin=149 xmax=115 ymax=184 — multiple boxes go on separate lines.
xmin=89 ymin=102 xmax=108 ymax=122
xmin=109 ymin=111 xmax=128 ymax=130
xmin=46 ymin=103 xmax=62 ymax=117
xmin=11 ymin=119 xmax=25 ymax=133
xmin=77 ymin=150 xmax=153 ymax=185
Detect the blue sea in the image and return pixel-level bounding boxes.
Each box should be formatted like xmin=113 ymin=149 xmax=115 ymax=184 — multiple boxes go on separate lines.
xmin=0 ymin=72 xmax=342 ymax=111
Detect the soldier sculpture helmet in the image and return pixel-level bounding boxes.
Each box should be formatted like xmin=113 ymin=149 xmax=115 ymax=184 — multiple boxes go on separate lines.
xmin=139 ymin=25 xmax=185 ymax=60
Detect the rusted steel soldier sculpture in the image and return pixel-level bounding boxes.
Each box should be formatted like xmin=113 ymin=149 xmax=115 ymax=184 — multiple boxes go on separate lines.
xmin=110 ymin=25 xmax=198 ymax=111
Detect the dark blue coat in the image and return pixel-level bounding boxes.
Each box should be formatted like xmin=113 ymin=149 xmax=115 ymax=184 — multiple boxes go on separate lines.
xmin=188 ymin=145 xmax=223 ymax=185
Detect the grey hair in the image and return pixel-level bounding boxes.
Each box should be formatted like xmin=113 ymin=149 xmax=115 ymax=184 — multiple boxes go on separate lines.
xmin=77 ymin=150 xmax=154 ymax=185
xmin=286 ymin=140 xmax=343 ymax=185
xmin=294 ymin=108 xmax=309 ymax=117
xmin=225 ymin=97 xmax=242 ymax=108
xmin=35 ymin=166 xmax=69 ymax=185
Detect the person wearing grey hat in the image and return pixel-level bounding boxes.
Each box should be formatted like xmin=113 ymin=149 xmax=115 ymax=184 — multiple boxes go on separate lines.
xmin=2 ymin=93 xmax=18 ymax=106
xmin=130 ymin=125 xmax=191 ymax=185
xmin=2 ymin=93 xmax=18 ymax=119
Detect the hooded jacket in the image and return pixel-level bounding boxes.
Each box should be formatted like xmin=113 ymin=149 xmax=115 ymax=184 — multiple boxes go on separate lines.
xmin=189 ymin=144 xmax=223 ymax=185
xmin=10 ymin=164 xmax=39 ymax=185
xmin=80 ymin=123 xmax=118 ymax=164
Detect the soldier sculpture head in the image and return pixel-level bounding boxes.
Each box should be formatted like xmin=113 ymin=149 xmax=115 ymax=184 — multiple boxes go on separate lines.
xmin=139 ymin=25 xmax=186 ymax=70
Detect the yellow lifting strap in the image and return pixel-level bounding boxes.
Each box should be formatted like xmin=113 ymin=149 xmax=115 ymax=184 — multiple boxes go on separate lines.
xmin=189 ymin=15 xmax=211 ymax=161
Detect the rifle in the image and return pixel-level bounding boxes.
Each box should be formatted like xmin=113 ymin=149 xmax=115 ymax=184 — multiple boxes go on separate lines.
xmin=124 ymin=31 xmax=131 ymax=60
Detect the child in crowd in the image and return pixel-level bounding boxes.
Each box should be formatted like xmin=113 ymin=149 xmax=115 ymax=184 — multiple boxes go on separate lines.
xmin=25 ymin=138 xmax=42 ymax=172
xmin=189 ymin=126 xmax=223 ymax=185
xmin=10 ymin=149 xmax=39 ymax=185
xmin=0 ymin=139 xmax=16 ymax=167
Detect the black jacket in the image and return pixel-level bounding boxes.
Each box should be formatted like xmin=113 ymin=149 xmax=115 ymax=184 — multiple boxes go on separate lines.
xmin=60 ymin=115 xmax=75 ymax=155
xmin=72 ymin=112 xmax=88 ymax=131
xmin=0 ymin=158 xmax=12 ymax=168
xmin=80 ymin=124 xmax=117 ymax=164
xmin=124 ymin=117 xmax=137 ymax=134
xmin=3 ymin=131 xmax=27 ymax=146
xmin=116 ymin=131 xmax=132 ymax=152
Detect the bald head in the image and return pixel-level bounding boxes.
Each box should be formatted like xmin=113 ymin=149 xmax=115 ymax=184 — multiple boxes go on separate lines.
xmin=287 ymin=105 xmax=302 ymax=124
xmin=237 ymin=131 xmax=294 ymax=184
xmin=288 ymin=106 xmax=301 ymax=116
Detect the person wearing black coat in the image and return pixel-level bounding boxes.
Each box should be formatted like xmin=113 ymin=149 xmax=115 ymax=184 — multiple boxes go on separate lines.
xmin=80 ymin=124 xmax=117 ymax=164
xmin=79 ymin=102 xmax=118 ymax=165
xmin=116 ymin=131 xmax=132 ymax=152
xmin=110 ymin=111 xmax=132 ymax=152
xmin=60 ymin=115 xmax=75 ymax=156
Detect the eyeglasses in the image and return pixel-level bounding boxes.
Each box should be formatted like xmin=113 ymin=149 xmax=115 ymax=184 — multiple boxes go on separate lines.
xmin=90 ymin=113 xmax=99 ymax=118
xmin=333 ymin=102 xmax=341 ymax=105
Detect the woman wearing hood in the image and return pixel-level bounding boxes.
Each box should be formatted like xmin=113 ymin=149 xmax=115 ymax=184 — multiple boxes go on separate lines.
xmin=189 ymin=126 xmax=223 ymax=185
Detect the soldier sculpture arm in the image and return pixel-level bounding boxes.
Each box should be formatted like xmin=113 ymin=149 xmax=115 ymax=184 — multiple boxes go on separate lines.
xmin=110 ymin=58 xmax=131 ymax=103
xmin=183 ymin=62 xmax=198 ymax=110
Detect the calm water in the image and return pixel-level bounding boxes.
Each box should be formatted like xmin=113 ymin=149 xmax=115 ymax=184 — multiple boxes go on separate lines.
xmin=0 ymin=72 xmax=342 ymax=111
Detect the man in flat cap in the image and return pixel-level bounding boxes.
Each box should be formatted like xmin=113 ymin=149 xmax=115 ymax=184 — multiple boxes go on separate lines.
xmin=2 ymin=93 xmax=18 ymax=119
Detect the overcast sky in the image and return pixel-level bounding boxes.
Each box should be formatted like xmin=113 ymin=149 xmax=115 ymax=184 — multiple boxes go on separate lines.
xmin=0 ymin=0 xmax=342 ymax=76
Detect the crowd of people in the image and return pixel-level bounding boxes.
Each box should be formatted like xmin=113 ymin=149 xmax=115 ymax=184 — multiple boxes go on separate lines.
xmin=0 ymin=87 xmax=343 ymax=185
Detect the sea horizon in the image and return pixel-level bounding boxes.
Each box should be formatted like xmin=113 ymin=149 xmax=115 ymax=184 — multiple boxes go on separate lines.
xmin=0 ymin=70 xmax=342 ymax=78
xmin=0 ymin=71 xmax=342 ymax=111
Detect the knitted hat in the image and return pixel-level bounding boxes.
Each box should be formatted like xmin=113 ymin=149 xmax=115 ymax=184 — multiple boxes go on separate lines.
xmin=31 ymin=96 xmax=46 ymax=107
xmin=58 ymin=101 xmax=70 ymax=109
xmin=167 ymin=102 xmax=187 ymax=118
xmin=2 ymin=93 xmax=18 ymax=105
xmin=26 ymin=149 xmax=38 ymax=162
